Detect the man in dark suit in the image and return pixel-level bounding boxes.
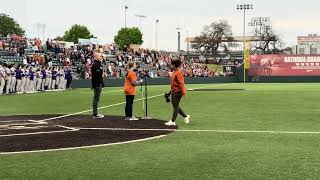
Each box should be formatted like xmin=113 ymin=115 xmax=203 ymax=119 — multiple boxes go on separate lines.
xmin=91 ymin=50 xmax=105 ymax=119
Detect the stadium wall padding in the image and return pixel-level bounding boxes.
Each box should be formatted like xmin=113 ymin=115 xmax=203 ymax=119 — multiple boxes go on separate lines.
xmin=72 ymin=77 xmax=239 ymax=88
xmin=249 ymin=76 xmax=320 ymax=83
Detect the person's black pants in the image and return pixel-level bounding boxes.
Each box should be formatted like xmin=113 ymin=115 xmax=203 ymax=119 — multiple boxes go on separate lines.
xmin=125 ymin=95 xmax=135 ymax=118
xmin=93 ymin=86 xmax=102 ymax=116
xmin=66 ymin=79 xmax=72 ymax=89
xmin=171 ymin=92 xmax=187 ymax=122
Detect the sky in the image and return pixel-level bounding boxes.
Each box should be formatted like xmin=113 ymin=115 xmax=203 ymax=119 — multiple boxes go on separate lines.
xmin=1 ymin=0 xmax=320 ymax=51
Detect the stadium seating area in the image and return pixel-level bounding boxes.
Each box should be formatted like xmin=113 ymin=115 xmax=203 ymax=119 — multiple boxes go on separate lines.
xmin=1 ymin=35 xmax=224 ymax=79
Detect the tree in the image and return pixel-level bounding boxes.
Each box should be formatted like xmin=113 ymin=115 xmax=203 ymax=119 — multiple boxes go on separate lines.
xmin=0 ymin=14 xmax=25 ymax=36
xmin=63 ymin=24 xmax=93 ymax=43
xmin=53 ymin=36 xmax=64 ymax=41
xmin=114 ymin=27 xmax=143 ymax=50
xmin=192 ymin=20 xmax=233 ymax=59
xmin=251 ymin=27 xmax=284 ymax=54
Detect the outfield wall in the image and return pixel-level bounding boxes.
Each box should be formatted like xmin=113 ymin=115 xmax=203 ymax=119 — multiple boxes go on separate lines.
xmin=72 ymin=77 xmax=239 ymax=88
xmin=249 ymin=76 xmax=320 ymax=83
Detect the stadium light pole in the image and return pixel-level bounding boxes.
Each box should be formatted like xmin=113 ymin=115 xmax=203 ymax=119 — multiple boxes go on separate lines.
xmin=249 ymin=17 xmax=270 ymax=46
xmin=135 ymin=14 xmax=147 ymax=30
xmin=37 ymin=23 xmax=40 ymax=39
xmin=156 ymin=19 xmax=159 ymax=51
xmin=237 ymin=4 xmax=253 ymax=83
xmin=186 ymin=30 xmax=190 ymax=55
xmin=42 ymin=24 xmax=46 ymax=43
xmin=176 ymin=27 xmax=182 ymax=53
xmin=124 ymin=5 xmax=128 ymax=28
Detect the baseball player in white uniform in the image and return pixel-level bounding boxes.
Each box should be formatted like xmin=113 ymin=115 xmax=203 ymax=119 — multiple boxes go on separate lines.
xmin=25 ymin=66 xmax=30 ymax=93
xmin=59 ymin=68 xmax=65 ymax=90
xmin=21 ymin=66 xmax=26 ymax=94
xmin=45 ymin=67 xmax=52 ymax=90
xmin=41 ymin=67 xmax=46 ymax=91
xmin=35 ymin=68 xmax=42 ymax=91
xmin=10 ymin=65 xmax=16 ymax=93
xmin=0 ymin=65 xmax=5 ymax=95
xmin=56 ymin=67 xmax=60 ymax=90
xmin=5 ymin=65 xmax=12 ymax=95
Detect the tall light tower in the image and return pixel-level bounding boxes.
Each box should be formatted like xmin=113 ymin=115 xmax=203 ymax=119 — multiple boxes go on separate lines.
xmin=237 ymin=3 xmax=253 ymax=83
xmin=124 ymin=5 xmax=128 ymax=28
xmin=249 ymin=17 xmax=270 ymax=46
xmin=176 ymin=27 xmax=182 ymax=53
xmin=156 ymin=19 xmax=159 ymax=51
xmin=135 ymin=14 xmax=147 ymax=30
xmin=42 ymin=24 xmax=46 ymax=42
xmin=186 ymin=30 xmax=190 ymax=55
xmin=36 ymin=23 xmax=46 ymax=42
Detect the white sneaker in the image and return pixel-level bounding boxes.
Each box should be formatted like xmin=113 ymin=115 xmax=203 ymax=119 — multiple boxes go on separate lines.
xmin=184 ymin=115 xmax=191 ymax=124
xmin=165 ymin=121 xmax=176 ymax=126
xmin=93 ymin=114 xmax=104 ymax=119
xmin=128 ymin=117 xmax=139 ymax=121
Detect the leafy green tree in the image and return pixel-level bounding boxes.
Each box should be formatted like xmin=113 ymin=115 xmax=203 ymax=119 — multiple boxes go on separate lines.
xmin=63 ymin=24 xmax=93 ymax=43
xmin=192 ymin=20 xmax=233 ymax=59
xmin=0 ymin=13 xmax=25 ymax=36
xmin=114 ymin=27 xmax=143 ymax=50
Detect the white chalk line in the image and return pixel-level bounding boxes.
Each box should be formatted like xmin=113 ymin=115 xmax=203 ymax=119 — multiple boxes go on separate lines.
xmin=0 ymin=126 xmax=48 ymax=131
xmin=71 ymin=127 xmax=320 ymax=134
xmin=0 ymin=135 xmax=167 ymax=155
xmin=0 ymin=129 xmax=79 ymax=138
xmin=0 ymin=122 xmax=46 ymax=126
xmin=37 ymin=83 xmax=231 ymax=122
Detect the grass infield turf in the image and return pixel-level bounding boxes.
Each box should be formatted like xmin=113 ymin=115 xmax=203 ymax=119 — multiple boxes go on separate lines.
xmin=1 ymin=83 xmax=320 ymax=179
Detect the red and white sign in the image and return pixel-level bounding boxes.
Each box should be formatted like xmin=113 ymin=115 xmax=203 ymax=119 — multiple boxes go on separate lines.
xmin=249 ymin=54 xmax=320 ymax=76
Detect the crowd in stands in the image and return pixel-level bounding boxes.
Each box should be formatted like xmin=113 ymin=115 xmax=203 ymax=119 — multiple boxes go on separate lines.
xmin=1 ymin=33 xmax=233 ymax=85
xmin=0 ymin=34 xmax=74 ymax=95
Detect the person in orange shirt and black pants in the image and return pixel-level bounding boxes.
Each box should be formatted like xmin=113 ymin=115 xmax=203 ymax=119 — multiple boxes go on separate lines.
xmin=165 ymin=59 xmax=190 ymax=126
xmin=124 ymin=61 xmax=143 ymax=121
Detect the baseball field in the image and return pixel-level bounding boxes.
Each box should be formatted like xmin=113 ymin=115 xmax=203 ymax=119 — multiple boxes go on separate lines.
xmin=1 ymin=83 xmax=320 ymax=179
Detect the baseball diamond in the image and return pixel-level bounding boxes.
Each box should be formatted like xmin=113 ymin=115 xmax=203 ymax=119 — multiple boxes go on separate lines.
xmin=0 ymin=115 xmax=176 ymax=154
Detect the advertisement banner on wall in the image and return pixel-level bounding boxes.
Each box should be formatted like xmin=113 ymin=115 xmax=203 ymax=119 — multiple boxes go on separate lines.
xmin=248 ymin=54 xmax=320 ymax=76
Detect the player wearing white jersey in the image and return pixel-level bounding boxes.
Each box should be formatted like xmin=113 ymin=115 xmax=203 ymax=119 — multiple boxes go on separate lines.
xmin=5 ymin=65 xmax=12 ymax=95
xmin=21 ymin=66 xmax=27 ymax=94
xmin=35 ymin=68 xmax=42 ymax=91
xmin=0 ymin=65 xmax=6 ymax=95
xmin=10 ymin=65 xmax=16 ymax=93
xmin=59 ymin=68 xmax=65 ymax=90
xmin=25 ymin=66 xmax=30 ymax=93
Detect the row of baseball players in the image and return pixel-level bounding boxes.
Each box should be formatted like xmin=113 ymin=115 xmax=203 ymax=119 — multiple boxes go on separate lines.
xmin=0 ymin=64 xmax=73 ymax=95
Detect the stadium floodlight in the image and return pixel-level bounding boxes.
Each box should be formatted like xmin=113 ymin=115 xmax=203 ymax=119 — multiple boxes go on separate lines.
xmin=249 ymin=17 xmax=271 ymax=46
xmin=134 ymin=14 xmax=147 ymax=30
xmin=237 ymin=3 xmax=253 ymax=83
xmin=176 ymin=27 xmax=182 ymax=53
xmin=125 ymin=5 xmax=128 ymax=28
xmin=156 ymin=19 xmax=159 ymax=51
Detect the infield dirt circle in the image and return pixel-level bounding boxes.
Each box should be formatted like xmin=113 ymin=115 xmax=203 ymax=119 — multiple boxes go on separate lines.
xmin=0 ymin=115 xmax=176 ymax=154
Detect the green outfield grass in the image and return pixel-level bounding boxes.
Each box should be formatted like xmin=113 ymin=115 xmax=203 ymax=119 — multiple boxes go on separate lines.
xmin=1 ymin=83 xmax=320 ymax=179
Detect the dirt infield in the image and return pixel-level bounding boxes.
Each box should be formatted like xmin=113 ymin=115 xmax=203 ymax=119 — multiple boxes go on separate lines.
xmin=0 ymin=115 xmax=176 ymax=154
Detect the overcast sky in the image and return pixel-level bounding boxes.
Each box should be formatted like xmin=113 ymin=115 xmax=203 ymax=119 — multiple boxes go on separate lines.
xmin=1 ymin=0 xmax=320 ymax=51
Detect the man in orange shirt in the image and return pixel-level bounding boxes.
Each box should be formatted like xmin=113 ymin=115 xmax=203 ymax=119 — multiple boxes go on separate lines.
xmin=124 ymin=61 xmax=143 ymax=121
xmin=165 ymin=59 xmax=190 ymax=126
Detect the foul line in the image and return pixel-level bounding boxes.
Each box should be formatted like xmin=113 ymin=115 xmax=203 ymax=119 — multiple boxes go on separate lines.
xmin=38 ymin=83 xmax=231 ymax=122
xmin=74 ymin=127 xmax=320 ymax=134
xmin=0 ymin=135 xmax=167 ymax=155
xmin=38 ymin=94 xmax=164 ymax=122
xmin=0 ymin=129 xmax=79 ymax=138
